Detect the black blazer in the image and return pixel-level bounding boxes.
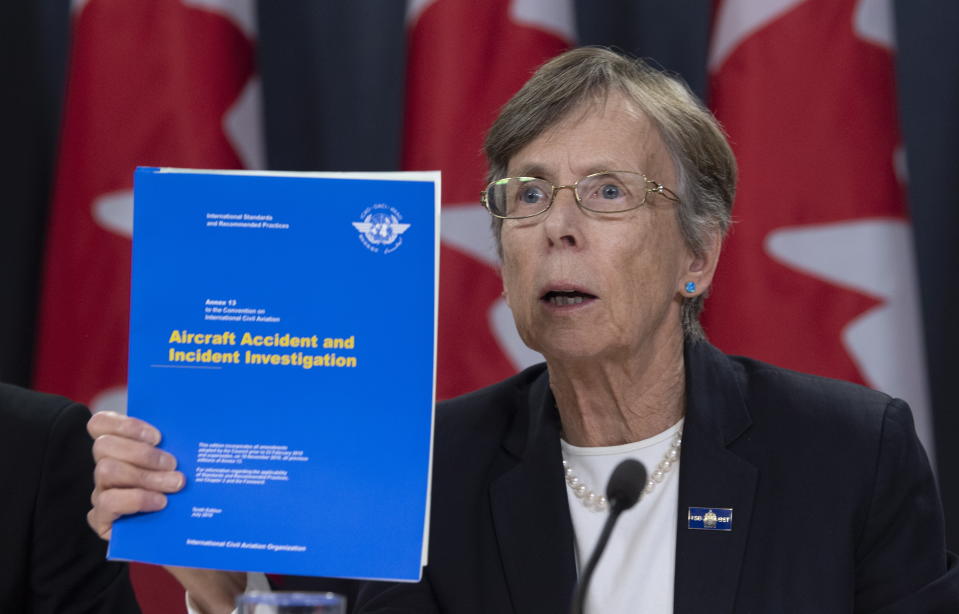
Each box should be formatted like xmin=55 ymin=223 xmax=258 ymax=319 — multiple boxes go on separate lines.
xmin=346 ymin=341 xmax=958 ymax=613
xmin=0 ymin=383 xmax=140 ymax=614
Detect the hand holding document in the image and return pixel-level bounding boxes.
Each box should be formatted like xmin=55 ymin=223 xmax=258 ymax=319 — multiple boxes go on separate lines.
xmin=87 ymin=410 xmax=247 ymax=613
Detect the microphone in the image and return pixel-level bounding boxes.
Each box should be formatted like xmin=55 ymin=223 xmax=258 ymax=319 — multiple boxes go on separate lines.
xmin=570 ymin=459 xmax=647 ymax=614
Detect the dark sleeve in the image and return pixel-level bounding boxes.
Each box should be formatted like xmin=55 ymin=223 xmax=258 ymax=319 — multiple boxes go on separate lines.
xmin=31 ymin=401 xmax=141 ymax=614
xmin=854 ymin=398 xmax=959 ymax=613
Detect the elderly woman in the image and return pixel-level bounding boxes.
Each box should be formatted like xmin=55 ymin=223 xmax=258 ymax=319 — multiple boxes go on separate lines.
xmin=88 ymin=48 xmax=956 ymax=613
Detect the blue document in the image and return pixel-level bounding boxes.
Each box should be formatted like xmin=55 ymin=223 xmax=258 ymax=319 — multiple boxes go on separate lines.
xmin=109 ymin=168 xmax=440 ymax=581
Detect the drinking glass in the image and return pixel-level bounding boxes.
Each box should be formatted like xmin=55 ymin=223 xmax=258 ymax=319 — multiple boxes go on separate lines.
xmin=236 ymin=591 xmax=346 ymax=614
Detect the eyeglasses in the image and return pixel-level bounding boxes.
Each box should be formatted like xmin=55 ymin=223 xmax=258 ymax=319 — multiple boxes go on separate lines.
xmin=480 ymin=170 xmax=680 ymax=220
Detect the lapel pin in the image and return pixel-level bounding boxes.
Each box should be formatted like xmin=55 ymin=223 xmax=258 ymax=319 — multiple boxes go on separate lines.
xmin=688 ymin=507 xmax=733 ymax=531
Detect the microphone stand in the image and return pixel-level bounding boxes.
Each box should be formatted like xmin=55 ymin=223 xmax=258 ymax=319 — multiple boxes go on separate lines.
xmin=570 ymin=506 xmax=626 ymax=614
xmin=569 ymin=458 xmax=647 ymax=614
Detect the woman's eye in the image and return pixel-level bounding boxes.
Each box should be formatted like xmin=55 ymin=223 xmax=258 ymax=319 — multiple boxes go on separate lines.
xmin=518 ymin=186 xmax=546 ymax=203
xmin=600 ymin=184 xmax=622 ymax=199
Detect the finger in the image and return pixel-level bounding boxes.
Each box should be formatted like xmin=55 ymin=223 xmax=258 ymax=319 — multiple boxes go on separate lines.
xmin=94 ymin=456 xmax=185 ymax=493
xmin=89 ymin=488 xmax=168 ymax=540
xmin=87 ymin=508 xmax=110 ymax=540
xmin=93 ymin=433 xmax=177 ymax=471
xmin=87 ymin=411 xmax=161 ymax=445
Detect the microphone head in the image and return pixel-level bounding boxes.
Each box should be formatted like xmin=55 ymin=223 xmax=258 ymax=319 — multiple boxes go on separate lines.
xmin=606 ymin=459 xmax=647 ymax=513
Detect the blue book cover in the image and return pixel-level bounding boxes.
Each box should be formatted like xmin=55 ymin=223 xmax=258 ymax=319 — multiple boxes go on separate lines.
xmin=109 ymin=168 xmax=440 ymax=582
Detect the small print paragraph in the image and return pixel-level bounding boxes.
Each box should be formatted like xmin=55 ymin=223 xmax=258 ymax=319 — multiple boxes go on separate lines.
xmin=195 ymin=442 xmax=309 ymax=486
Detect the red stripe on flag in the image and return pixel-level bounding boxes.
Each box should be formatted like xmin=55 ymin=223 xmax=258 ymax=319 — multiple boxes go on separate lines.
xmin=706 ymin=0 xmax=905 ymax=383
xmin=35 ymin=0 xmax=254 ymax=401
xmin=404 ymin=0 xmax=571 ymax=399
xmin=34 ymin=1 xmax=258 ymax=611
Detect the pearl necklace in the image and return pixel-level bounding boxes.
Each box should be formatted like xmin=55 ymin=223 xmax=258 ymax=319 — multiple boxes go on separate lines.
xmin=561 ymin=427 xmax=683 ymax=512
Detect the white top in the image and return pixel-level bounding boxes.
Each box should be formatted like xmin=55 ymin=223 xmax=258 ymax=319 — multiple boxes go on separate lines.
xmin=562 ymin=419 xmax=682 ymax=614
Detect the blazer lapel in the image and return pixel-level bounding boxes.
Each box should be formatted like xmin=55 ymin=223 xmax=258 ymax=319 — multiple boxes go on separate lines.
xmin=674 ymin=342 xmax=758 ymax=614
xmin=490 ymin=370 xmax=578 ymax=614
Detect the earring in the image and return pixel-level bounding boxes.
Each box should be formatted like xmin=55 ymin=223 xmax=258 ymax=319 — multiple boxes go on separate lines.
xmin=684 ymin=281 xmax=696 ymax=294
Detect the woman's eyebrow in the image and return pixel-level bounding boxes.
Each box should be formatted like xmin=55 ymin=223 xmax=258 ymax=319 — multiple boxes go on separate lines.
xmin=508 ymin=160 xmax=627 ymax=179
xmin=508 ymin=163 xmax=549 ymax=178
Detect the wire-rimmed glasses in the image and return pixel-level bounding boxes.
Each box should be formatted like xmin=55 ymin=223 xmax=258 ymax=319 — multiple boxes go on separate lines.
xmin=480 ymin=170 xmax=679 ymax=220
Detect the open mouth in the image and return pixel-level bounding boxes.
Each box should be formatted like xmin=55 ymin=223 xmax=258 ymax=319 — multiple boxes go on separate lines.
xmin=541 ymin=290 xmax=597 ymax=306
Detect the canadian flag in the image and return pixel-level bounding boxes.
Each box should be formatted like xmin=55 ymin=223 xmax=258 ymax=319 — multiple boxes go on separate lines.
xmin=705 ymin=0 xmax=933 ymax=453
xmin=34 ymin=1 xmax=262 ymax=611
xmin=404 ymin=0 xmax=574 ymax=399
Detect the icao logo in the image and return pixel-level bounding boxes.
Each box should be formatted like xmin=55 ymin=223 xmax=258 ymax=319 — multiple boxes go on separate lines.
xmin=352 ymin=204 xmax=410 ymax=254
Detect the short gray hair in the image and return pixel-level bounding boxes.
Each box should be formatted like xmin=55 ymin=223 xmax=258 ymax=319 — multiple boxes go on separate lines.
xmin=483 ymin=47 xmax=737 ymax=341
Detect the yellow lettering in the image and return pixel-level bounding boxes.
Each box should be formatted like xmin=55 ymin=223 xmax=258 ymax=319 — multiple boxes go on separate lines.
xmin=323 ymin=336 xmax=355 ymax=349
xmin=167 ymin=348 xmax=240 ymax=364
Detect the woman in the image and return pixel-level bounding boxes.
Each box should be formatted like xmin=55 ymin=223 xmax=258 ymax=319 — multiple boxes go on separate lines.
xmin=87 ymin=48 xmax=956 ymax=613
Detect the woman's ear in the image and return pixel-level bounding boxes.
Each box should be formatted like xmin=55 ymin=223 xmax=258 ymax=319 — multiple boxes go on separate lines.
xmin=680 ymin=233 xmax=721 ymax=296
